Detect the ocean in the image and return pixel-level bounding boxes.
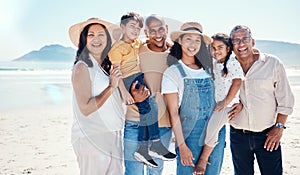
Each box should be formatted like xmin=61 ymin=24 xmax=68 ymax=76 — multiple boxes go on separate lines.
xmin=0 ymin=61 xmax=299 ymax=111
xmin=0 ymin=61 xmax=73 ymax=110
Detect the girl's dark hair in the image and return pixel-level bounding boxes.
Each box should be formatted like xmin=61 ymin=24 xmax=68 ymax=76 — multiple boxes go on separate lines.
xmin=211 ymin=33 xmax=232 ymax=77
xmin=74 ymin=23 xmax=112 ymax=74
xmin=167 ymin=36 xmax=213 ymax=77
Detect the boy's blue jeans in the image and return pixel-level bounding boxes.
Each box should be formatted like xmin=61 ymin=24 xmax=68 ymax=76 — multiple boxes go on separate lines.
xmin=124 ymin=73 xmax=160 ymax=142
xmin=124 ymin=120 xmax=172 ymax=175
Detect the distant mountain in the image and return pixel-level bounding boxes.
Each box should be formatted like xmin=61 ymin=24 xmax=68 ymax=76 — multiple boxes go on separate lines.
xmin=14 ymin=44 xmax=75 ymax=62
xmin=13 ymin=41 xmax=300 ymax=66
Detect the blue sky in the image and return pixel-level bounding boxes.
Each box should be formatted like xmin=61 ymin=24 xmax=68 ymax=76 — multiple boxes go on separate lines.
xmin=0 ymin=0 xmax=299 ymax=61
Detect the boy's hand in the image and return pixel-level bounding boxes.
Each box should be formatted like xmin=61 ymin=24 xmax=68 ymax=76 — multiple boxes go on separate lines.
xmin=109 ymin=66 xmax=122 ymax=89
xmin=122 ymin=90 xmax=135 ymax=105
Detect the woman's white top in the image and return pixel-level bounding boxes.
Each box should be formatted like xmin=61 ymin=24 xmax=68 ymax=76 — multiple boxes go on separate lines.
xmin=71 ymin=55 xmax=125 ymax=143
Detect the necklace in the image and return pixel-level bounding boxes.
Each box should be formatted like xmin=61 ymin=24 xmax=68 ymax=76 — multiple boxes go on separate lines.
xmin=98 ymin=63 xmax=109 ymax=76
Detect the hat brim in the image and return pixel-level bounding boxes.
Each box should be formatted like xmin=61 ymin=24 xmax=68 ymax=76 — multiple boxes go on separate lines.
xmin=69 ymin=18 xmax=121 ymax=47
xmin=170 ymin=30 xmax=211 ymax=44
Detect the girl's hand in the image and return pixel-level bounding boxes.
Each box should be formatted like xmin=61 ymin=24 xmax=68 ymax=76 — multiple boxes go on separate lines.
xmin=214 ymin=100 xmax=226 ymax=112
xmin=193 ymin=159 xmax=210 ymax=175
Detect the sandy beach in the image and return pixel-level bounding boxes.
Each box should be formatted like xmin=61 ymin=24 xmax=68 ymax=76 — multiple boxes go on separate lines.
xmin=0 ymin=72 xmax=299 ymax=175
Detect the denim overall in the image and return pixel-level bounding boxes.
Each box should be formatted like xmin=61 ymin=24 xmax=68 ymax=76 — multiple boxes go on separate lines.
xmin=175 ymin=63 xmax=226 ymax=175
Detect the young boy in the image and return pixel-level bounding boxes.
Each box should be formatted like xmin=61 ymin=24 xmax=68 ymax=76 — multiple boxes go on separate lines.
xmin=108 ymin=12 xmax=176 ymax=168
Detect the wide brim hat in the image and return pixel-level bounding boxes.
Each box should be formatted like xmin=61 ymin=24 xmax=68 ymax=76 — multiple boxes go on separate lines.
xmin=170 ymin=22 xmax=211 ymax=44
xmin=69 ymin=17 xmax=121 ymax=47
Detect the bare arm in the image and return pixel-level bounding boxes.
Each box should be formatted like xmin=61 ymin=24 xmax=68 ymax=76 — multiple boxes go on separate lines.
xmin=214 ymin=78 xmax=242 ymax=111
xmin=72 ymin=63 xmax=121 ymax=116
xmin=112 ymin=64 xmax=135 ymax=105
xmin=164 ymin=93 xmax=194 ymax=167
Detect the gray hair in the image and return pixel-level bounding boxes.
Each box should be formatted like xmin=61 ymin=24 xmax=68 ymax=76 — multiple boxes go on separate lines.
xmin=229 ymin=25 xmax=252 ymax=39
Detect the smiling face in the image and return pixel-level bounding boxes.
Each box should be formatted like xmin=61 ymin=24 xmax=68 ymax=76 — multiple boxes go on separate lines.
xmin=231 ymin=29 xmax=255 ymax=60
xmin=86 ymin=24 xmax=107 ymax=58
xmin=179 ymin=33 xmax=201 ymax=57
xmin=121 ymin=20 xmax=141 ymax=42
xmin=145 ymin=19 xmax=168 ymax=51
xmin=211 ymin=40 xmax=230 ymax=63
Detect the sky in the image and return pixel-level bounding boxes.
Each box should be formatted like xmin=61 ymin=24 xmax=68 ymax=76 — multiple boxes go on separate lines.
xmin=0 ymin=0 xmax=299 ymax=61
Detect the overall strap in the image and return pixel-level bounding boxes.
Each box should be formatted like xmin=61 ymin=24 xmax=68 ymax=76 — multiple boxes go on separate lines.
xmin=175 ymin=63 xmax=187 ymax=78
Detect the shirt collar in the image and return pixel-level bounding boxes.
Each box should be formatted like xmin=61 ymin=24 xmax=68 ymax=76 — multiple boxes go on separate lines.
xmin=253 ymin=48 xmax=266 ymax=63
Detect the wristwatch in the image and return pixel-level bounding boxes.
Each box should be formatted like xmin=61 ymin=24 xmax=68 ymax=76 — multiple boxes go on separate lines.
xmin=275 ymin=122 xmax=286 ymax=129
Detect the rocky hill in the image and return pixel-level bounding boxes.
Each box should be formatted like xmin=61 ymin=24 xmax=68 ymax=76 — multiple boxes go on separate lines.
xmin=14 ymin=44 xmax=75 ymax=62
xmin=13 ymin=41 xmax=300 ymax=66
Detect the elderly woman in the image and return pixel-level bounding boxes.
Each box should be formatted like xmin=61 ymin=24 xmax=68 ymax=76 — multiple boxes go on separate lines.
xmin=162 ymin=22 xmax=226 ymax=175
xmin=69 ymin=18 xmax=124 ymax=175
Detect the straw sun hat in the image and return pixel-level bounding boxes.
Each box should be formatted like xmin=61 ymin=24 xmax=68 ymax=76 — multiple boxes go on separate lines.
xmin=170 ymin=22 xmax=211 ymax=44
xmin=69 ymin=17 xmax=121 ymax=47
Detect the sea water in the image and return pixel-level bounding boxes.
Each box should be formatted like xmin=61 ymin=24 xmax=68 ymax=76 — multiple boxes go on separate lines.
xmin=0 ymin=61 xmax=299 ymax=111
xmin=0 ymin=61 xmax=73 ymax=110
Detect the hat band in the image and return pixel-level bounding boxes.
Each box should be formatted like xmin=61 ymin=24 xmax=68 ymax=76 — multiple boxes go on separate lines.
xmin=183 ymin=27 xmax=202 ymax=33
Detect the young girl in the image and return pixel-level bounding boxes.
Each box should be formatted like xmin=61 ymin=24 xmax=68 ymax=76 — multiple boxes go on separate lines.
xmin=195 ymin=33 xmax=244 ymax=174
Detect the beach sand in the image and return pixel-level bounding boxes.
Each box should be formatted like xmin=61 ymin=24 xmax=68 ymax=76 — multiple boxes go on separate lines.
xmin=0 ymin=89 xmax=299 ymax=175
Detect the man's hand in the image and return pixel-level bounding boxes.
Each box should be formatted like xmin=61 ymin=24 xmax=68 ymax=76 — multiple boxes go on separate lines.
xmin=130 ymin=81 xmax=150 ymax=103
xmin=228 ymin=102 xmax=243 ymax=120
xmin=264 ymin=127 xmax=283 ymax=152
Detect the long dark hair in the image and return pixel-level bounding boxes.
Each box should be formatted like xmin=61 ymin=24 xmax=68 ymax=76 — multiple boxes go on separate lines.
xmin=167 ymin=36 xmax=213 ymax=77
xmin=74 ymin=23 xmax=112 ymax=74
xmin=211 ymin=33 xmax=232 ymax=77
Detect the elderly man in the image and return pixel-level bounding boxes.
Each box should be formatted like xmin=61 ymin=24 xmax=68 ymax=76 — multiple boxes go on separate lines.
xmin=229 ymin=25 xmax=294 ymax=175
